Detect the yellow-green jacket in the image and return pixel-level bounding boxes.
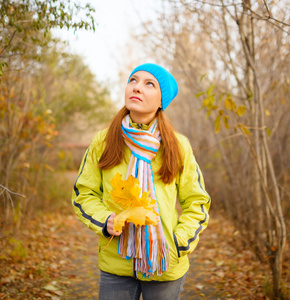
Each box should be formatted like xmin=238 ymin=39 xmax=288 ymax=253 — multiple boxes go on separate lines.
xmin=72 ymin=124 xmax=210 ymax=281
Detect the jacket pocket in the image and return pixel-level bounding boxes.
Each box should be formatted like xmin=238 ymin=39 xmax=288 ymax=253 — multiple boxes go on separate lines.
xmin=173 ymin=232 xmax=180 ymax=258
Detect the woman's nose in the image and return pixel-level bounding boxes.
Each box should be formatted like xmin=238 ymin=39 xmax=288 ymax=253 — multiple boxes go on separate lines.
xmin=133 ymin=83 xmax=142 ymax=93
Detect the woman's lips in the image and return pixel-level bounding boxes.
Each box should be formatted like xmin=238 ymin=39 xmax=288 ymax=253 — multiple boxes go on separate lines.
xmin=130 ymin=96 xmax=142 ymax=102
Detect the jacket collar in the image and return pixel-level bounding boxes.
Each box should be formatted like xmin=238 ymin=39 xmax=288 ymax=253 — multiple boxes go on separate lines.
xmin=129 ymin=115 xmax=156 ymax=131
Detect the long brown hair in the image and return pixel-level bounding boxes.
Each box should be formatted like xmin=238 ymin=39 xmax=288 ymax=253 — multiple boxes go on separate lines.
xmin=98 ymin=106 xmax=183 ymax=184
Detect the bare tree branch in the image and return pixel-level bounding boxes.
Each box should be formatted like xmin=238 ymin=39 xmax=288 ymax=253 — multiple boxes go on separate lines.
xmin=0 ymin=184 xmax=26 ymax=198
xmin=242 ymin=0 xmax=290 ymax=32
xmin=178 ymin=0 xmax=290 ymax=32
xmin=262 ymin=0 xmax=272 ymax=18
xmin=179 ymin=0 xmax=243 ymax=8
xmin=203 ymin=132 xmax=243 ymax=151
xmin=221 ymin=0 xmax=248 ymax=95
xmin=0 ymin=29 xmax=17 ymax=57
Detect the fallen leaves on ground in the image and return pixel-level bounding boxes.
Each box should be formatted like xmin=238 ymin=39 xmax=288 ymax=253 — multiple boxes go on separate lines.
xmin=185 ymin=212 xmax=290 ymax=299
xmin=0 ymin=209 xmax=289 ymax=299
xmin=0 ymin=212 xmax=99 ymax=300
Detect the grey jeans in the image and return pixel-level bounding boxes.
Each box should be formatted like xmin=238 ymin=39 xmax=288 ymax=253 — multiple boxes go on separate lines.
xmin=99 ymin=270 xmax=188 ymax=300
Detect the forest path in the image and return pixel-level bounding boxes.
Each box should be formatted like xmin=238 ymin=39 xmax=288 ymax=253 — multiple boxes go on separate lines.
xmin=0 ymin=178 xmax=276 ymax=299
xmin=61 ymin=214 xmax=225 ymax=300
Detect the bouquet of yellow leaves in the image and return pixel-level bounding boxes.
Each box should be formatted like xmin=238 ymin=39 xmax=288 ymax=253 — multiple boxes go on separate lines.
xmin=109 ymin=173 xmax=159 ymax=232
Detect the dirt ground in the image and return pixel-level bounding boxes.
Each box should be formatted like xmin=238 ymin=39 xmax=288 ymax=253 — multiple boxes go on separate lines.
xmin=0 ymin=172 xmax=289 ymax=299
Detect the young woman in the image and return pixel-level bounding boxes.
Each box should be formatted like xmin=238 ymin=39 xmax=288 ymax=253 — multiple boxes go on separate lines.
xmin=72 ymin=63 xmax=211 ymax=300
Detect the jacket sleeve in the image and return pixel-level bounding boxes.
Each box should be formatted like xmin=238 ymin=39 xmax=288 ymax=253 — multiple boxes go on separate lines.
xmin=173 ymin=136 xmax=211 ymax=258
xmin=72 ymin=133 xmax=112 ymax=237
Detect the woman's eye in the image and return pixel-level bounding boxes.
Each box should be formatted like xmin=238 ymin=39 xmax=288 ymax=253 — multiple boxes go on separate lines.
xmin=147 ymin=82 xmax=154 ymax=87
xmin=130 ymin=78 xmax=136 ymax=83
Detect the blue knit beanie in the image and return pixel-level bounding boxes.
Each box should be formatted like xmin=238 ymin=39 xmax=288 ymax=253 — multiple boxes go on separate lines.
xmin=128 ymin=63 xmax=178 ymax=111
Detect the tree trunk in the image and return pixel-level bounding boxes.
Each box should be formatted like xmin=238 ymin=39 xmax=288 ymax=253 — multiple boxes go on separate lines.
xmin=238 ymin=2 xmax=286 ymax=297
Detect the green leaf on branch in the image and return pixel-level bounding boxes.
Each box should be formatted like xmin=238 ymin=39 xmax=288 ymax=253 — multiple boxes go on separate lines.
xmin=218 ymin=92 xmax=226 ymax=104
xmin=224 ymin=95 xmax=236 ymax=112
xmin=196 ymin=91 xmax=205 ymax=97
xmin=223 ymin=116 xmax=230 ymax=129
xmin=202 ymin=96 xmax=216 ymax=109
xmin=266 ymin=127 xmax=271 ymax=137
xmin=200 ymin=73 xmax=207 ymax=82
xmin=202 ymin=97 xmax=211 ymax=107
xmin=237 ymin=124 xmax=251 ymax=135
xmin=214 ymin=115 xmax=221 ymax=133
xmin=237 ymin=105 xmax=246 ymax=117
xmin=0 ymin=61 xmax=8 ymax=76
xmin=247 ymin=89 xmax=253 ymax=101
xmin=207 ymin=83 xmax=215 ymax=96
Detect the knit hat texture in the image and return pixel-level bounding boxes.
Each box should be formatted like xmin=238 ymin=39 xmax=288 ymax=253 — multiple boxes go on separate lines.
xmin=128 ymin=63 xmax=178 ymax=111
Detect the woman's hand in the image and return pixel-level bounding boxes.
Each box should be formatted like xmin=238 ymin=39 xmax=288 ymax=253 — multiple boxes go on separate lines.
xmin=106 ymin=213 xmax=122 ymax=236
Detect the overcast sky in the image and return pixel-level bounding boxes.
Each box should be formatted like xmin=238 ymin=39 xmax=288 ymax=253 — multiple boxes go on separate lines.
xmin=54 ymin=0 xmax=159 ymax=101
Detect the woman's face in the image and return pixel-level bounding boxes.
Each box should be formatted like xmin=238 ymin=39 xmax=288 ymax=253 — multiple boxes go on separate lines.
xmin=125 ymin=71 xmax=162 ymax=124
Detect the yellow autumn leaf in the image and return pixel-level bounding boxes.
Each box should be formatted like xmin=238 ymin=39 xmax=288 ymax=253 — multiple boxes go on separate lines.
xmin=224 ymin=96 xmax=236 ymax=112
xmin=214 ymin=115 xmax=221 ymax=133
xmin=110 ymin=173 xmax=156 ymax=209
xmin=266 ymin=127 xmax=271 ymax=137
xmin=110 ymin=173 xmax=140 ymax=208
xmin=113 ymin=207 xmax=158 ymax=232
xmin=136 ymin=192 xmax=156 ymax=209
xmin=222 ymin=116 xmax=230 ymax=129
xmin=236 ymin=105 xmax=246 ymax=117
xmin=236 ymin=124 xmax=251 ymax=135
xmin=109 ymin=173 xmax=159 ymax=232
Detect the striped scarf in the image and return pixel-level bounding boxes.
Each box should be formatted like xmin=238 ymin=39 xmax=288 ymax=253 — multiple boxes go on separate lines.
xmin=118 ymin=114 xmax=170 ymax=277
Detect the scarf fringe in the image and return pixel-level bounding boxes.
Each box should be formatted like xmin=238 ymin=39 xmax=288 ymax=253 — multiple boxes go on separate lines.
xmin=118 ymin=224 xmax=170 ymax=277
